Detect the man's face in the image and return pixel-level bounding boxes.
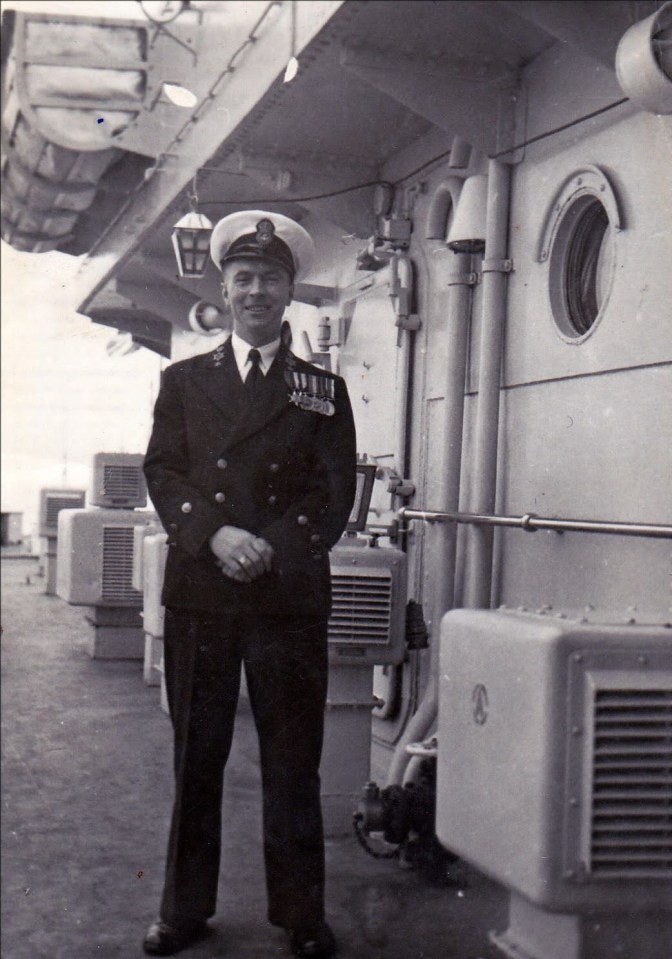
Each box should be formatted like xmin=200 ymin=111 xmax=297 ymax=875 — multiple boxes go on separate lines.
xmin=221 ymin=257 xmax=293 ymax=347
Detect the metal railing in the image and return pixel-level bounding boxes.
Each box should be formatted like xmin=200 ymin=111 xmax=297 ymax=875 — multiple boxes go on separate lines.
xmin=398 ymin=508 xmax=672 ymax=540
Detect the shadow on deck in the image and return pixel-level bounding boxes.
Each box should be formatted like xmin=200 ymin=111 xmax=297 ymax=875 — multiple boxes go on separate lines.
xmin=1 ymin=557 xmax=507 ymax=959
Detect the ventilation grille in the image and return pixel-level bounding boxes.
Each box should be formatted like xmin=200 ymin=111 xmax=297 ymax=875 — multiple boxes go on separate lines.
xmin=102 ymin=527 xmax=141 ymax=602
xmin=102 ymin=465 xmax=141 ymax=501
xmin=590 ymin=688 xmax=672 ymax=878
xmin=328 ymin=573 xmax=392 ymax=645
xmin=45 ymin=496 xmax=81 ymax=526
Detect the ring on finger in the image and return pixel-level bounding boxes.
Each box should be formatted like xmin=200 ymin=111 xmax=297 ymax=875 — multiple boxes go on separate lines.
xmin=238 ymin=555 xmax=249 ymax=566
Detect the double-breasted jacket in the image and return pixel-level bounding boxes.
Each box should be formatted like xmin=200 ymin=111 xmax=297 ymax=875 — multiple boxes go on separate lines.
xmin=143 ymin=337 xmax=357 ymax=617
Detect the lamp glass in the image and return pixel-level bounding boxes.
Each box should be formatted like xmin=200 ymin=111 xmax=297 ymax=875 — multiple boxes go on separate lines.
xmin=171 ymin=211 xmax=213 ymax=277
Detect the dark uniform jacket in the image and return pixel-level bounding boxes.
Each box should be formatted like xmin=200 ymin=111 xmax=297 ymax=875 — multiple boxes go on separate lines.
xmin=144 ymin=337 xmax=357 ymax=617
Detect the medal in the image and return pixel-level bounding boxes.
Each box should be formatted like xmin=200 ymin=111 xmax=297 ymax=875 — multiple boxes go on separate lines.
xmin=285 ymin=368 xmax=336 ymax=416
xmin=288 ymin=390 xmax=335 ymax=416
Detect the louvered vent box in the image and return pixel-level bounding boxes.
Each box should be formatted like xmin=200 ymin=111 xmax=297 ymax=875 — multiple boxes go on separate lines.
xmin=436 ymin=609 xmax=672 ymax=912
xmin=327 ymin=543 xmax=407 ymax=665
xmin=90 ymin=453 xmax=147 ymax=508
xmin=39 ymin=489 xmax=86 ymax=537
xmin=56 ymin=508 xmax=156 ymax=606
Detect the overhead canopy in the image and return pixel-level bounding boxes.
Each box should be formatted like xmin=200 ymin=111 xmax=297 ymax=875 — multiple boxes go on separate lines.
xmin=1 ymin=10 xmax=155 ymax=252
xmin=2 ymin=0 xmax=665 ymax=355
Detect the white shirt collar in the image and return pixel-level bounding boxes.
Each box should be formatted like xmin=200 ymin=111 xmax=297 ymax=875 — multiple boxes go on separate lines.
xmin=230 ymin=331 xmax=281 ymax=378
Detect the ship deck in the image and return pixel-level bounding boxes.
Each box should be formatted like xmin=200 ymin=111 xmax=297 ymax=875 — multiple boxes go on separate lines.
xmin=1 ymin=554 xmax=507 ymax=959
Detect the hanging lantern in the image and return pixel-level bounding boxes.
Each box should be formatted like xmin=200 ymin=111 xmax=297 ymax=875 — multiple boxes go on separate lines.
xmin=171 ymin=211 xmax=213 ymax=277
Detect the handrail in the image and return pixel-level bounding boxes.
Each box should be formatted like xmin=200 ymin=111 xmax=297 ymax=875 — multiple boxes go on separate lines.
xmin=398 ymin=507 xmax=672 ymax=540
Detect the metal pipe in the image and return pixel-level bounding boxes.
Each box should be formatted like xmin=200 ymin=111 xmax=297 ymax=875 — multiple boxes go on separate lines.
xmin=399 ymin=507 xmax=672 ymax=540
xmin=425 ymin=177 xmax=464 ymax=239
xmin=386 ymin=248 xmax=473 ymax=787
xmin=448 ymin=136 xmax=472 ymax=169
xmin=463 ymin=159 xmax=512 ymax=608
xmin=431 ymin=252 xmax=472 ymax=614
xmin=393 ymin=253 xmax=413 ymax=477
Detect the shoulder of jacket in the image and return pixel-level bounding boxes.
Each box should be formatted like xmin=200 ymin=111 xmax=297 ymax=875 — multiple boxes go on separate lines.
xmin=164 ymin=345 xmax=224 ymax=377
xmin=288 ymin=353 xmax=340 ymax=381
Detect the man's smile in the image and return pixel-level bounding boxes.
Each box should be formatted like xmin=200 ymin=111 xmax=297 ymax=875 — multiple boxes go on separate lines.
xmin=221 ymin=258 xmax=294 ymax=345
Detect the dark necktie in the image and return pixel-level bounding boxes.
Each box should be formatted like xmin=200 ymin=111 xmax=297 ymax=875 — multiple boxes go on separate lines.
xmin=245 ymin=348 xmax=262 ymax=399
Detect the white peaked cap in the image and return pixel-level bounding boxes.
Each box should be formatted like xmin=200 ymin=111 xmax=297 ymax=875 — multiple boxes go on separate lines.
xmin=210 ymin=210 xmax=315 ymax=281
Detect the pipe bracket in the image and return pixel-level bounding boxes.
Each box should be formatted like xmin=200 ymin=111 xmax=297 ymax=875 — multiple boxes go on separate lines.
xmin=395 ymin=313 xmax=422 ymax=331
xmin=520 ymin=512 xmax=538 ymax=532
xmin=482 ymin=258 xmax=513 ymax=274
xmin=447 ymin=271 xmax=479 ymax=287
xmin=405 ymin=737 xmax=438 ymax=758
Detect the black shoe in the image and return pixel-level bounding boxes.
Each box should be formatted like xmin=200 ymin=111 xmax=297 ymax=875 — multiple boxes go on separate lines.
xmin=290 ymin=921 xmax=337 ymax=958
xmin=142 ymin=919 xmax=208 ymax=956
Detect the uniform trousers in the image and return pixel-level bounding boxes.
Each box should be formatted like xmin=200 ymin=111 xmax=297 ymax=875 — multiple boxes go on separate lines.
xmin=160 ymin=607 xmax=329 ymax=930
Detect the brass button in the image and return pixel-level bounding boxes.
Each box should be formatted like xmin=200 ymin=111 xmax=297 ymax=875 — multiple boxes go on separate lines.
xmin=181 ymin=502 xmax=192 ymax=514
xmin=297 ymin=515 xmax=309 ymax=526
xmin=269 ymin=463 xmax=280 ymax=473
xmin=216 ymin=458 xmax=228 ymax=470
xmin=268 ymin=495 xmax=277 ymax=505
xmin=310 ymin=534 xmax=321 ymax=543
xmin=215 ymin=492 xmax=226 ymax=504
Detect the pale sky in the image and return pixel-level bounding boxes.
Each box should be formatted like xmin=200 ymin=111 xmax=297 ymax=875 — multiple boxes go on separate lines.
xmin=1 ymin=243 xmax=163 ymax=535
xmin=0 ymin=0 xmax=284 ymax=535
xmin=0 ymin=1 xmax=171 ymax=535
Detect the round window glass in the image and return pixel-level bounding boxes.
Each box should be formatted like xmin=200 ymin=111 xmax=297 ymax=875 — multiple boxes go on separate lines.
xmin=549 ymin=195 xmax=613 ymax=340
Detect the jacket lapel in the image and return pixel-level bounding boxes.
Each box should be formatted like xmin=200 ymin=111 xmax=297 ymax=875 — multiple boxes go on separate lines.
xmin=224 ymin=346 xmax=291 ymax=450
xmin=188 ymin=338 xmax=246 ymax=429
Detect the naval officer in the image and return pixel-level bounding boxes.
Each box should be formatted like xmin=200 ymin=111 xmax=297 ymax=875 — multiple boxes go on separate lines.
xmin=142 ymin=211 xmax=356 ymax=956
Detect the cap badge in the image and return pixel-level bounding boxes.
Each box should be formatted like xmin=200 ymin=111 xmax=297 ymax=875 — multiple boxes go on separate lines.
xmin=256 ymin=218 xmax=275 ymax=249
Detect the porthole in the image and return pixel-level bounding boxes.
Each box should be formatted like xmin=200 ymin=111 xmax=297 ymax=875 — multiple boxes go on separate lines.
xmin=551 ymin=196 xmax=612 ymax=338
xmin=537 ymin=166 xmax=622 ymax=343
